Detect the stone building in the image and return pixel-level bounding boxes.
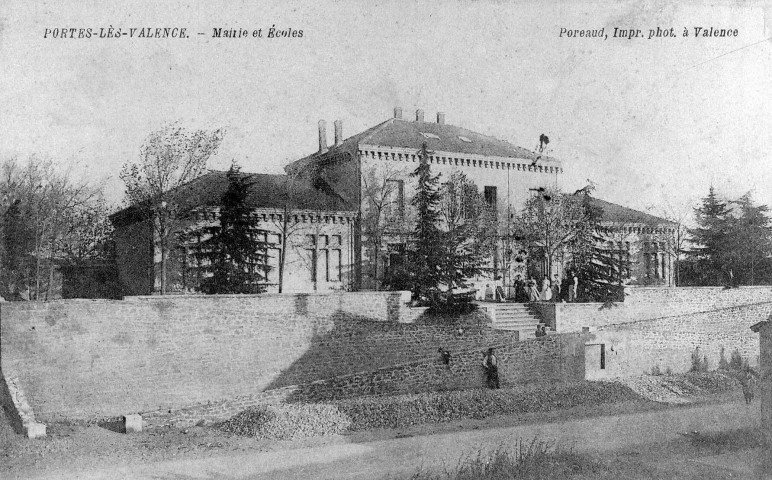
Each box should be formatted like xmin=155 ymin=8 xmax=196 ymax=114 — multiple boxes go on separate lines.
xmin=286 ymin=108 xmax=677 ymax=290
xmin=110 ymin=171 xmax=357 ymax=295
xmin=110 ymin=108 xmax=676 ymax=296
xmin=584 ymin=197 xmax=678 ymax=286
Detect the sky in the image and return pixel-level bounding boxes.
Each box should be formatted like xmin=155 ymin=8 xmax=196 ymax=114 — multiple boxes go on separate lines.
xmin=1 ymin=0 xmax=771 ymax=221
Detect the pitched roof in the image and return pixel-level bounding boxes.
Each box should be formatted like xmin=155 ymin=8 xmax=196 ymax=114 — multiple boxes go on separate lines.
xmin=584 ymin=196 xmax=675 ymax=227
xmin=750 ymin=320 xmax=769 ymax=333
xmin=287 ymin=117 xmax=560 ymax=173
xmin=110 ymin=170 xmax=353 ymax=226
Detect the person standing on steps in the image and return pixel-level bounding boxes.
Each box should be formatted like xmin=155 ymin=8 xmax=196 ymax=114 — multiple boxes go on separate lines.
xmin=569 ymin=272 xmax=579 ymax=302
xmin=528 ymin=279 xmax=540 ymax=302
xmin=540 ymin=277 xmax=552 ymax=301
xmin=551 ymin=274 xmax=561 ymax=302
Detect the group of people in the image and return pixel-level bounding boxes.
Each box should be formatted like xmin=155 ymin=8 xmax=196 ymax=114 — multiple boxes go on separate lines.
xmin=511 ymin=272 xmax=579 ymax=303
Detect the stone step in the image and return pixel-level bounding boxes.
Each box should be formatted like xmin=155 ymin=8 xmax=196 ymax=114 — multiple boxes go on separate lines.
xmin=491 ymin=305 xmax=534 ymax=312
xmin=495 ymin=319 xmax=541 ymax=327
xmin=495 ymin=313 xmax=541 ymax=320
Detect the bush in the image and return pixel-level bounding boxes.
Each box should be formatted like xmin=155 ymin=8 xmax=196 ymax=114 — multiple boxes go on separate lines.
xmin=425 ymin=290 xmax=478 ymax=315
xmin=689 ymin=347 xmax=710 ymax=372
xmin=729 ymin=349 xmax=744 ymax=370
xmin=718 ymin=347 xmax=729 ymax=370
xmin=682 ymin=372 xmax=738 ymax=393
xmin=650 ymin=365 xmax=662 ymax=376
xmin=690 ymin=347 xmax=703 ymax=372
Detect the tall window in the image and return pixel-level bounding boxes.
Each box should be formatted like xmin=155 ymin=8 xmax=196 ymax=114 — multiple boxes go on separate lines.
xmin=484 ymin=186 xmax=497 ymax=217
xmin=306 ymin=233 xmax=343 ymax=284
xmin=385 ymin=179 xmax=405 ymax=218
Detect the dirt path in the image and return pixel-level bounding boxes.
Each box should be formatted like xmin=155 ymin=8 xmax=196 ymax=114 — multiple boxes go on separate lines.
xmin=15 ymin=399 xmax=761 ymax=480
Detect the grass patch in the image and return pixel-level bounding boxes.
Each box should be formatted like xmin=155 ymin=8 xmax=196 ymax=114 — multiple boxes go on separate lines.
xmin=404 ymin=439 xmax=632 ymax=480
xmin=684 ymin=427 xmax=764 ymax=454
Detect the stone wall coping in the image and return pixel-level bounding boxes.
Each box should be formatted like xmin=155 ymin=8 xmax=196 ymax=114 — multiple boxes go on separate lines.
xmin=594 ymin=300 xmax=772 ymax=332
xmin=627 ymin=286 xmax=772 ymax=291
xmin=125 ymin=291 xmax=412 ymax=301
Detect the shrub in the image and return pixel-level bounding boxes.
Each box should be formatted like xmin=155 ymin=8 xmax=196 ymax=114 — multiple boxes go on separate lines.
xmin=665 ymin=366 xmax=673 ymax=375
xmin=718 ymin=347 xmax=729 ymax=370
xmin=690 ymin=347 xmax=703 ymax=372
xmin=683 ymin=371 xmax=738 ymax=393
xmin=689 ymin=347 xmax=711 ymax=372
xmin=650 ymin=365 xmax=662 ymax=376
xmin=729 ymin=349 xmax=743 ymax=370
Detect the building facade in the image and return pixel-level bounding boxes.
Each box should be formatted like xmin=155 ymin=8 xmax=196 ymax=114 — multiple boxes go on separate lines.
xmin=110 ymin=171 xmax=357 ymax=295
xmin=287 ymin=108 xmax=676 ymax=291
xmin=110 ymin=109 xmax=676 ymax=296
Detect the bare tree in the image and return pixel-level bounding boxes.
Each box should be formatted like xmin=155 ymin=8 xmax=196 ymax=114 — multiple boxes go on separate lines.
xmin=119 ymin=123 xmax=224 ymax=294
xmin=361 ymin=164 xmax=406 ymax=290
xmin=647 ymin=200 xmax=693 ymax=286
xmin=514 ymin=188 xmax=594 ymax=279
xmin=1 ymin=156 xmax=103 ymax=300
xmin=271 ymin=172 xmax=304 ymax=293
xmin=438 ymin=171 xmax=497 ymax=289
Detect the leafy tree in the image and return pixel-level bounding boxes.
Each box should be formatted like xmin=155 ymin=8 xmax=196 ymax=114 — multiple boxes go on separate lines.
xmin=189 ymin=164 xmax=270 ymax=294
xmin=407 ymin=143 xmax=444 ymax=301
xmin=120 ymin=123 xmax=223 ymax=294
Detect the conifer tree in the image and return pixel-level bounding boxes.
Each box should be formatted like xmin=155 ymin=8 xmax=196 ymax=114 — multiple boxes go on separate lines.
xmin=408 ymin=143 xmax=444 ymax=300
xmin=689 ymin=186 xmax=733 ymax=285
xmin=191 ymin=163 xmax=270 ymax=294
xmin=733 ymin=193 xmax=772 ymax=285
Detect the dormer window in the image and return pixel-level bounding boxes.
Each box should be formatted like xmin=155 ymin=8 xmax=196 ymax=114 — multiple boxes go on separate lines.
xmin=458 ymin=136 xmax=472 ymax=143
xmin=419 ymin=132 xmax=440 ymax=140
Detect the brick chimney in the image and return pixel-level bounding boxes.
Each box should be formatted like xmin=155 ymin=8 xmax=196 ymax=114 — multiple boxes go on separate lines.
xmin=416 ymin=109 xmax=424 ymax=122
xmin=318 ymin=120 xmax=328 ymax=154
xmin=334 ymin=120 xmax=343 ymax=146
xmin=437 ymin=112 xmax=445 ymax=125
xmin=394 ymin=107 xmax=403 ymax=119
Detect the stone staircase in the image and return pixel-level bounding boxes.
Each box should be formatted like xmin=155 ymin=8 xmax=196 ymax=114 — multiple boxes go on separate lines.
xmin=484 ymin=303 xmax=547 ymax=339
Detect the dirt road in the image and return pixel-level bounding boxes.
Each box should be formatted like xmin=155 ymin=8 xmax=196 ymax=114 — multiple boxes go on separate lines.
xmin=14 ymin=399 xmax=761 ymax=480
